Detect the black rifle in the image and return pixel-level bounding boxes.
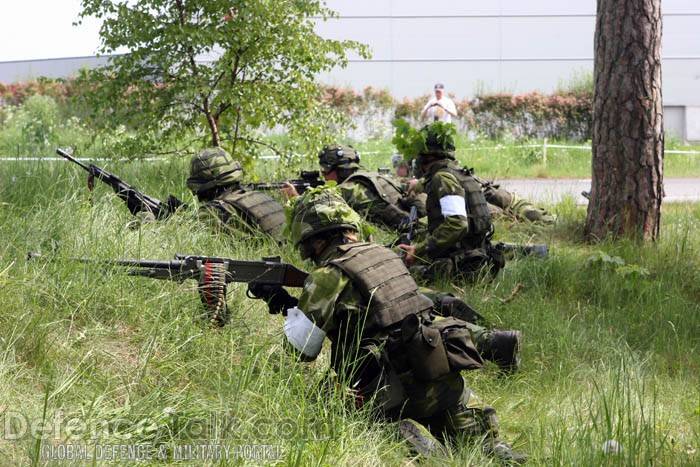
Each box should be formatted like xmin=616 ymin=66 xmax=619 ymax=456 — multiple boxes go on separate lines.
xmin=397 ymin=205 xmax=418 ymax=246
xmin=57 ymin=147 xmax=187 ymax=220
xmin=71 ymin=254 xmax=308 ymax=327
xmin=244 ymin=170 xmax=325 ymax=194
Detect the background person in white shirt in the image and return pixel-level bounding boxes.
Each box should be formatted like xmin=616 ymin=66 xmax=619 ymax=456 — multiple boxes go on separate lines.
xmin=420 ymin=83 xmax=458 ymax=123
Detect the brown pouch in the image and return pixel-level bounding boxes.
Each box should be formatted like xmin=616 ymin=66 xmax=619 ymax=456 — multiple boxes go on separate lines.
xmin=432 ymin=317 xmax=484 ymax=371
xmin=401 ymin=314 xmax=451 ymax=381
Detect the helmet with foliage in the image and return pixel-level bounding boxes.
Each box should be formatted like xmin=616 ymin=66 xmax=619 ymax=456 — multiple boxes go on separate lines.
xmin=418 ymin=122 xmax=456 ymax=159
xmin=286 ymin=186 xmax=362 ymax=250
xmin=317 ymin=144 xmax=361 ymax=172
xmin=392 ymin=119 xmax=456 ymax=161
xmin=186 ymin=147 xmax=243 ymax=195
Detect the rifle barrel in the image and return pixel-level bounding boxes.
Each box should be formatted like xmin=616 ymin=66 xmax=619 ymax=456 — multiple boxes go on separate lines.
xmin=57 ymin=148 xmax=90 ymax=171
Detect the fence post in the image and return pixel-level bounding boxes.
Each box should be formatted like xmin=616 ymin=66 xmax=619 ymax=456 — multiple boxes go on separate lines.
xmin=542 ymin=138 xmax=548 ymax=167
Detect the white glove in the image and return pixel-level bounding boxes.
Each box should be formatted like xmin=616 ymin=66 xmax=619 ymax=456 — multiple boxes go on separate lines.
xmin=283 ymin=306 xmax=326 ymax=359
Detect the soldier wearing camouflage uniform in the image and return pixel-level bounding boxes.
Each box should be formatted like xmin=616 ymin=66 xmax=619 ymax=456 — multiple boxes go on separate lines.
xmin=399 ymin=124 xmax=506 ymax=282
xmin=393 ymin=153 xmax=552 ymax=225
xmin=186 ymin=148 xmax=286 ymax=239
xmin=247 ymin=188 xmax=526 ymax=462
xmin=282 ymin=145 xmax=425 ymax=231
xmin=479 ymin=178 xmax=554 ymax=224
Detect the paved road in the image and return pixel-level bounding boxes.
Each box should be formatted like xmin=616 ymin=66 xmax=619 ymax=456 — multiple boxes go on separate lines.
xmin=497 ymin=178 xmax=700 ymax=204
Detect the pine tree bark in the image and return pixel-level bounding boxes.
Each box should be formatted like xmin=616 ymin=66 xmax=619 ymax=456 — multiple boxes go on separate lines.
xmin=584 ymin=0 xmax=664 ymax=241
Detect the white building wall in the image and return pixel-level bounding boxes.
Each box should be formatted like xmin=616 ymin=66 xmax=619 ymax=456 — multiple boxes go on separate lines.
xmin=318 ymin=0 xmax=700 ymax=108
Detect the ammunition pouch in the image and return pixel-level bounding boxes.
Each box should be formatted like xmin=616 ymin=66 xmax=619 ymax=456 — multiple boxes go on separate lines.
xmin=394 ymin=314 xmax=483 ymax=382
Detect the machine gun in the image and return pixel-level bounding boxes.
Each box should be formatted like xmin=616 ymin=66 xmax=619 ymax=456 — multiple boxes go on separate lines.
xmin=244 ymin=170 xmax=325 ymax=195
xmin=61 ymin=253 xmax=308 ymax=327
xmin=57 ymin=147 xmax=187 ymax=220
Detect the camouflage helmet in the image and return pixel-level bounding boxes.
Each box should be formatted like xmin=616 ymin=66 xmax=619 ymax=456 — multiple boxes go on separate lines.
xmin=186 ymin=147 xmax=243 ymax=195
xmin=418 ymin=122 xmax=456 ymax=159
xmin=318 ymin=144 xmax=361 ymax=171
xmin=286 ymin=186 xmax=361 ymax=248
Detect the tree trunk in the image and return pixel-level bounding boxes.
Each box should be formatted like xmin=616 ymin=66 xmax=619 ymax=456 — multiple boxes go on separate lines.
xmin=584 ymin=0 xmax=664 ymax=241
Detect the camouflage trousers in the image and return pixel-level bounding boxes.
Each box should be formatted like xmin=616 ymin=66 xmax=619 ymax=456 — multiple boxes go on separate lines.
xmin=410 ymin=385 xmax=500 ymax=442
xmin=411 ymin=246 xmax=504 ymax=284
xmin=484 ymin=185 xmax=554 ymax=224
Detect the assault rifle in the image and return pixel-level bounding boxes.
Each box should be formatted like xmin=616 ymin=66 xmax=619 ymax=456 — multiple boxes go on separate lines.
xmin=66 ymin=253 xmax=308 ymax=327
xmin=244 ymin=170 xmax=325 ymax=194
xmin=57 ymin=148 xmax=187 ymax=220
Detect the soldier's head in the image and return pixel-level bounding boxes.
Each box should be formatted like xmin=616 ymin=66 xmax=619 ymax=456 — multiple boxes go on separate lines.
xmin=287 ymin=187 xmax=362 ymax=263
xmin=390 ymin=154 xmax=410 ymax=177
xmin=415 ymin=122 xmax=457 ymax=174
xmin=318 ymin=144 xmax=361 ymax=183
xmin=186 ymin=147 xmax=243 ymax=201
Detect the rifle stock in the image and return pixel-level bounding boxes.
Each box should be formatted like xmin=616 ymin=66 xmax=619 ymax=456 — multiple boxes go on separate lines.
xmin=57 ymin=147 xmax=186 ymax=220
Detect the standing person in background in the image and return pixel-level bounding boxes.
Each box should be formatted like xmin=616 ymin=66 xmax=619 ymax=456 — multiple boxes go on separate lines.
xmin=420 ymin=83 xmax=458 ymax=124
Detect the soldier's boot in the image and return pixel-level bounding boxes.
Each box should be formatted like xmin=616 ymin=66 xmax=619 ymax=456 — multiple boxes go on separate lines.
xmin=483 ymin=438 xmax=529 ymax=465
xmin=483 ymin=331 xmax=522 ymax=373
xmin=398 ymin=418 xmax=449 ymax=458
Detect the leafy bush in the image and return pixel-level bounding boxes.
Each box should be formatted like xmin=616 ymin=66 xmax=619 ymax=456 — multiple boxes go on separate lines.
xmin=0 ymin=94 xmax=97 ymax=157
xmin=321 ymin=84 xmax=593 ymax=142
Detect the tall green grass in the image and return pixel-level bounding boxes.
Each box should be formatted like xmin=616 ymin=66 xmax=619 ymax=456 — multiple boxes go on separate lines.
xmin=351 ymin=137 xmax=700 ymax=179
xmin=0 ymin=160 xmax=698 ymax=465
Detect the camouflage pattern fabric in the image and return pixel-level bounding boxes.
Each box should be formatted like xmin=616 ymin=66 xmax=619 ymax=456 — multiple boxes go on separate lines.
xmin=412 ymin=159 xmax=486 ymax=259
xmin=410 ymin=159 xmax=502 ymax=282
xmin=197 ymin=188 xmax=286 ymax=239
xmin=483 ymin=185 xmax=554 ymax=224
xmin=295 ymin=243 xmax=499 ymax=435
xmin=338 ymin=179 xmax=409 ymax=230
xmin=337 ymin=172 xmax=427 ymax=231
xmin=186 ymin=147 xmax=244 ymax=195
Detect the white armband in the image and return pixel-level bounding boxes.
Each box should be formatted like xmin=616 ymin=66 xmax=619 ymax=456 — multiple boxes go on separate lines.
xmin=439 ymin=195 xmax=467 ymax=217
xmin=283 ymin=306 xmax=326 ymax=359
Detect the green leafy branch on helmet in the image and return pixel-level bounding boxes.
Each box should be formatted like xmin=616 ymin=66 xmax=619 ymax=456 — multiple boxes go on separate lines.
xmin=391 ymin=118 xmax=426 ymax=160
xmin=429 ymin=121 xmax=458 ymax=152
xmin=392 ymin=120 xmax=457 ymax=160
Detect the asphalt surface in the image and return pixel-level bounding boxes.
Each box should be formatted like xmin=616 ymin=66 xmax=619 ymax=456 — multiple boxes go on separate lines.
xmin=496 ymin=178 xmax=700 ymax=204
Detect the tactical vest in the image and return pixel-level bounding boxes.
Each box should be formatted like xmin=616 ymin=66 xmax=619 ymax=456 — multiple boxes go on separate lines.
xmin=344 ymin=172 xmax=404 ymax=206
xmin=328 ymin=242 xmax=433 ymax=328
xmin=214 ymin=189 xmax=286 ymax=237
xmin=426 ymin=164 xmax=492 ymax=244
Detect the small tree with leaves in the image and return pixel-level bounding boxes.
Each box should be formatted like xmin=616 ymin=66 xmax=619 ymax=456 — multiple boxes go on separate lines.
xmin=74 ymin=0 xmax=369 ymax=159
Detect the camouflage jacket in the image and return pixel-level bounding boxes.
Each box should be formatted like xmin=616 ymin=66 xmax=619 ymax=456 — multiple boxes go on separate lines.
xmin=338 ymin=172 xmax=424 ymax=231
xmin=295 ymin=242 xmax=466 ymax=419
xmin=197 ymin=187 xmax=286 ymax=239
xmin=413 ymin=159 xmax=489 ymax=259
